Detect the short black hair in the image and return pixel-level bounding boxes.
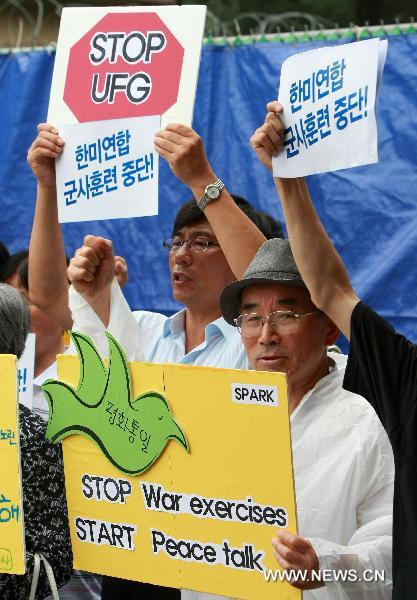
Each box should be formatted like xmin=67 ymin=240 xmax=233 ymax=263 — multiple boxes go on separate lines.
xmin=172 ymin=195 xmax=283 ymax=240
xmin=0 ymin=241 xmax=9 ymax=271
xmin=0 ymin=250 xmax=29 ymax=288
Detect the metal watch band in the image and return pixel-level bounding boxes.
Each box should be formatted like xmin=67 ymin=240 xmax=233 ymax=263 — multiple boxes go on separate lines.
xmin=197 ymin=179 xmax=225 ymax=211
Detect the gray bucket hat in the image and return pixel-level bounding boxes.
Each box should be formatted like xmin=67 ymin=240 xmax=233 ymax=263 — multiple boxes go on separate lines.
xmin=220 ymin=238 xmax=306 ymax=326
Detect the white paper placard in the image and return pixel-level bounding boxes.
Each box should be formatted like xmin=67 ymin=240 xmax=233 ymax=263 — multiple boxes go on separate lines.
xmin=56 ymin=115 xmax=160 ymax=223
xmin=273 ymin=38 xmax=388 ymax=178
xmin=17 ymin=333 xmax=36 ymax=410
xmin=48 ymin=5 xmax=206 ymax=128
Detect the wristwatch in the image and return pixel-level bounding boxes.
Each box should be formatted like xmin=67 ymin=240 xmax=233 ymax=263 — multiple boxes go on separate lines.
xmin=197 ymin=178 xmax=225 ymax=211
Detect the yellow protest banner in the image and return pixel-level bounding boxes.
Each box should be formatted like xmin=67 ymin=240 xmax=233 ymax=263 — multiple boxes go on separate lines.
xmin=57 ymin=350 xmax=299 ymax=600
xmin=0 ymin=355 xmax=25 ymax=575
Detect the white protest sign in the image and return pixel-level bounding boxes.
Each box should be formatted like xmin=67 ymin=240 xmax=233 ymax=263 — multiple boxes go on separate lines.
xmin=48 ymin=5 xmax=206 ymax=128
xmin=17 ymin=333 xmax=35 ymax=410
xmin=273 ymin=38 xmax=388 ymax=177
xmin=56 ymin=116 xmax=159 ymax=223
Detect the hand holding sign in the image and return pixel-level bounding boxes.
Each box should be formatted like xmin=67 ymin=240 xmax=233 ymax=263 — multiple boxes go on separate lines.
xmin=272 ymin=532 xmax=322 ymax=591
xmin=27 ymin=123 xmax=64 ymax=189
xmin=154 ymin=124 xmax=216 ymax=189
xmin=250 ymin=102 xmax=285 ymax=172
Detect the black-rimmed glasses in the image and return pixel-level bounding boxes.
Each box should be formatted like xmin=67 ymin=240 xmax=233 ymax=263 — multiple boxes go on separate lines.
xmin=234 ymin=310 xmax=320 ymax=337
xmin=162 ymin=238 xmax=220 ymax=253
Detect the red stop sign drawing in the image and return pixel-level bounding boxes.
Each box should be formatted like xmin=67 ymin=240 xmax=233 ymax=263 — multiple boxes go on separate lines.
xmin=64 ymin=12 xmax=185 ymax=122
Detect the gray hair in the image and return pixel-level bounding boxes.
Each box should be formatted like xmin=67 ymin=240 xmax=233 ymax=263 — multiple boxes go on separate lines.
xmin=0 ymin=283 xmax=30 ymax=359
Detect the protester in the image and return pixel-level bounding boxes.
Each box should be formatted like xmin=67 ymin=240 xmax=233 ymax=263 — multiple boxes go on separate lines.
xmin=0 ymin=283 xmax=72 ymax=599
xmin=250 ymin=100 xmax=410 ymax=598
xmin=196 ymin=238 xmax=394 ymax=600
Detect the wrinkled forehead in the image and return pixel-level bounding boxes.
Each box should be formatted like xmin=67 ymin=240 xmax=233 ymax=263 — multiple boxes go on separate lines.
xmin=240 ymin=282 xmax=313 ymax=311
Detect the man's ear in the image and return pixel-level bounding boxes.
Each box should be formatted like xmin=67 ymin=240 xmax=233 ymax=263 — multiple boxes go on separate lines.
xmin=324 ymin=316 xmax=340 ymax=346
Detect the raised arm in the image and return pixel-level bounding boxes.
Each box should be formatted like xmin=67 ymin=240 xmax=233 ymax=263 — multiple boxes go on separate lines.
xmin=67 ymin=235 xmax=115 ymax=327
xmin=250 ymin=102 xmax=360 ymax=339
xmin=28 ymin=125 xmax=131 ymax=333
xmin=154 ymin=124 xmax=269 ymax=279
xmin=27 ymin=124 xmax=72 ymax=330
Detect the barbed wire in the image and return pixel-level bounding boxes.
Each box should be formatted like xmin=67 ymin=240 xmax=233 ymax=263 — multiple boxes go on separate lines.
xmin=0 ymin=0 xmax=415 ymax=50
xmin=205 ymin=10 xmax=335 ymax=37
xmin=0 ymin=0 xmax=343 ymax=48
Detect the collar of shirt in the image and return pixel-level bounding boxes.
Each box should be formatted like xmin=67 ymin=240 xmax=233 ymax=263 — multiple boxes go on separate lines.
xmin=291 ymin=354 xmax=342 ymax=422
xmin=33 ymin=360 xmax=58 ymax=390
xmin=162 ymin=309 xmax=237 ymax=342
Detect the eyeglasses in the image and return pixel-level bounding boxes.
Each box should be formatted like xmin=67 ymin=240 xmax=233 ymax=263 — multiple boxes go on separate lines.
xmin=234 ymin=310 xmax=320 ymax=337
xmin=162 ymin=238 xmax=220 ymax=253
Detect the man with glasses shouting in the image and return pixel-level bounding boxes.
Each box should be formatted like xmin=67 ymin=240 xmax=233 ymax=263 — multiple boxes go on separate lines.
xmin=187 ymin=237 xmax=394 ymax=600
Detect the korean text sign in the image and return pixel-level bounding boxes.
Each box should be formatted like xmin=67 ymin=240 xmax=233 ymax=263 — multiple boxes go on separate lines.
xmin=0 ymin=355 xmax=25 ymax=575
xmin=56 ymin=116 xmax=159 ymax=223
xmin=273 ymin=38 xmax=387 ymax=177
xmin=58 ymin=357 xmax=299 ymax=600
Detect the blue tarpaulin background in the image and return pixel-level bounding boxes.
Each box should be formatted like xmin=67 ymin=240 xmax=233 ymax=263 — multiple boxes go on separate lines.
xmin=1 ymin=35 xmax=417 ymax=350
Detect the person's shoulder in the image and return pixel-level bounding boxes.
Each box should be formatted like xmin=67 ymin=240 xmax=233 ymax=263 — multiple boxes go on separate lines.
xmin=336 ymin=382 xmax=390 ymax=441
xmin=19 ymin=404 xmax=46 ymax=436
xmin=328 ymin=361 xmax=382 ymax=420
xmin=19 ymin=405 xmax=62 ymax=457
xmin=352 ymin=301 xmax=397 ymax=337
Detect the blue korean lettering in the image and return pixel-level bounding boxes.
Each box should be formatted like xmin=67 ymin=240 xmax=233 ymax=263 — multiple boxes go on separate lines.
xmin=103 ymin=167 xmax=118 ymax=192
xmin=330 ymin=58 xmax=347 ymax=93
xmin=0 ymin=429 xmax=16 ymax=445
xmin=115 ymin=130 xmax=131 ymax=156
xmin=64 ymin=180 xmax=78 ymax=206
xmin=316 ymin=105 xmax=331 ymax=139
xmin=0 ymin=495 xmax=20 ymax=524
xmin=17 ymin=367 xmax=27 ymax=393
xmin=347 ymin=85 xmax=368 ymax=122
xmin=315 ymin=66 xmax=330 ymax=99
xmin=77 ymin=175 xmax=91 ymax=200
xmin=101 ymin=134 xmax=117 ymax=161
xmin=333 ymin=86 xmax=368 ymax=131
xmin=121 ymin=153 xmax=154 ymax=187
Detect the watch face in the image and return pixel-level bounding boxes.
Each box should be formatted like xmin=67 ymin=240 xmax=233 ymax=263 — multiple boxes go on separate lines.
xmin=206 ymin=185 xmax=220 ymax=199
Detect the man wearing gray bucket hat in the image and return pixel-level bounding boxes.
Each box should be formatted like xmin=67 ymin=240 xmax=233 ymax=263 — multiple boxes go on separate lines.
xmin=188 ymin=238 xmax=394 ymax=600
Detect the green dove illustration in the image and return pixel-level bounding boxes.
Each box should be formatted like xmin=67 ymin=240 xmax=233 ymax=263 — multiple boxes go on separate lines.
xmin=41 ymin=331 xmax=188 ymax=475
